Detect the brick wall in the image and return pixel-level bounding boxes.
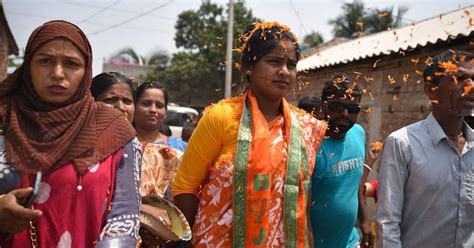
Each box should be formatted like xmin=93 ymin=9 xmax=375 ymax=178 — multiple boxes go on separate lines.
xmin=0 ymin=25 xmax=8 ymax=81
xmin=291 ymin=37 xmax=473 ymax=144
xmin=294 ymin=38 xmax=473 ymax=221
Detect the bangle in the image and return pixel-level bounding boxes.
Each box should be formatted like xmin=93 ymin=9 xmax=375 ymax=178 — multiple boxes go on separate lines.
xmin=363 ymin=163 xmax=373 ymax=172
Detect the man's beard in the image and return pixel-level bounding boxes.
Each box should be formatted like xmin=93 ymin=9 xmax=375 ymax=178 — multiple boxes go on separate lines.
xmin=328 ymin=118 xmax=355 ymax=135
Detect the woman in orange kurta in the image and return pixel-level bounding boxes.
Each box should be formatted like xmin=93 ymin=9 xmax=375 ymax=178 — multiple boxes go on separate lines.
xmin=172 ymin=22 xmax=327 ymax=247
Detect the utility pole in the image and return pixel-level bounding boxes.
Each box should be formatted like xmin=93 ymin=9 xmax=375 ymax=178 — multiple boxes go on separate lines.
xmin=224 ymin=0 xmax=234 ymax=98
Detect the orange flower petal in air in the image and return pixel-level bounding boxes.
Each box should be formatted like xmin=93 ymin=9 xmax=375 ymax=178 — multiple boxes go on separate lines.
xmin=234 ymin=62 xmax=241 ymax=70
xmin=371 ymin=141 xmax=383 ymax=152
xmin=403 ymin=74 xmax=409 ymax=83
xmin=373 ymin=59 xmax=381 ymax=68
xmin=368 ymin=92 xmax=374 ymax=101
xmin=464 ymin=85 xmax=473 ymax=95
xmin=388 ymin=75 xmax=396 ymax=84
xmin=438 ymin=61 xmax=458 ymax=73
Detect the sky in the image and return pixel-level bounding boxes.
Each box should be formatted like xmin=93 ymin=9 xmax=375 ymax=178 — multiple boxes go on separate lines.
xmin=4 ymin=0 xmax=473 ymax=75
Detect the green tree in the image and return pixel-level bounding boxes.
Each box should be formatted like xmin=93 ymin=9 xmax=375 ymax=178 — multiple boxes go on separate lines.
xmin=329 ymin=2 xmax=408 ymax=39
xmin=328 ymin=2 xmax=366 ymax=39
xmin=303 ymin=31 xmax=324 ymax=48
xmin=146 ymin=50 xmax=170 ymax=70
xmin=111 ymin=47 xmax=169 ymax=68
xmin=364 ymin=6 xmax=408 ymax=33
xmin=148 ymin=1 xmax=261 ymax=104
xmin=111 ymin=47 xmax=145 ymax=65
xmin=151 ymin=52 xmax=216 ymax=100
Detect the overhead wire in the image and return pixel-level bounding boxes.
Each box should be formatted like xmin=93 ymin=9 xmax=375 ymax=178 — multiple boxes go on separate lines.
xmin=77 ymin=0 xmax=122 ymax=24
xmin=66 ymin=2 xmax=174 ymax=21
xmin=5 ymin=10 xmax=172 ymax=34
xmin=288 ymin=0 xmax=308 ymax=36
xmin=87 ymin=0 xmax=175 ymax=36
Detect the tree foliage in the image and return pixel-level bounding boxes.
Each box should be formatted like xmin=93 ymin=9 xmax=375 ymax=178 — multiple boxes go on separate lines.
xmin=147 ymin=1 xmax=261 ymax=104
xmin=329 ymin=2 xmax=366 ymax=39
xmin=111 ymin=47 xmax=169 ymax=69
xmin=329 ymin=2 xmax=408 ymax=39
xmin=364 ymin=6 xmax=408 ymax=33
xmin=303 ymin=31 xmax=325 ymax=48
xmin=111 ymin=47 xmax=145 ymax=64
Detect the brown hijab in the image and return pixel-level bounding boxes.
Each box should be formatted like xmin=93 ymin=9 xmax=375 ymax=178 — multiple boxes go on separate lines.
xmin=0 ymin=20 xmax=135 ymax=175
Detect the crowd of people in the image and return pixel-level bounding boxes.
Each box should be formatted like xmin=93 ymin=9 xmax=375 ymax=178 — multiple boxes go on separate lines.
xmin=0 ymin=18 xmax=472 ymax=248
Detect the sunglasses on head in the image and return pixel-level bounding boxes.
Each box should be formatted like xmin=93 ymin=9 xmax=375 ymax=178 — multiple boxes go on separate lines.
xmin=327 ymin=101 xmax=361 ymax=114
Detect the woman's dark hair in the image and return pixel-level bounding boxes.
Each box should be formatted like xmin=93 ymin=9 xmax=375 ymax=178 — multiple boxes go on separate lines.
xmin=322 ymin=74 xmax=362 ymax=102
xmin=423 ymin=50 xmax=474 ymax=86
xmin=239 ymin=22 xmax=300 ymax=82
xmin=135 ymin=81 xmax=168 ymax=110
xmin=91 ymin=72 xmax=135 ymax=101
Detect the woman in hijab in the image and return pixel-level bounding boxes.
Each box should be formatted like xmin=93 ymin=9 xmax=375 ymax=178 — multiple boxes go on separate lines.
xmin=0 ymin=20 xmax=141 ymax=247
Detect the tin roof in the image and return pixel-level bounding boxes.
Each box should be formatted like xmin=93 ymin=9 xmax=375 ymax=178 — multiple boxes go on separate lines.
xmin=0 ymin=0 xmax=19 ymax=55
xmin=298 ymin=6 xmax=474 ymax=71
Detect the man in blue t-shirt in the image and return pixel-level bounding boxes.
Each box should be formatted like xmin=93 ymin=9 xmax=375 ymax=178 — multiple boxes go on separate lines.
xmin=309 ymin=75 xmax=374 ymax=248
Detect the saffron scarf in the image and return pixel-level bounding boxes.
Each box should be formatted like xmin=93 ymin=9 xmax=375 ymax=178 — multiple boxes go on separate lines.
xmin=233 ymin=91 xmax=312 ymax=247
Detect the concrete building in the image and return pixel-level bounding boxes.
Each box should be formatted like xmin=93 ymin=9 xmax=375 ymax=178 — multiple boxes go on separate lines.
xmin=296 ymin=6 xmax=474 ymax=145
xmin=296 ymin=5 xmax=474 ymax=223
xmin=102 ymin=59 xmax=150 ymax=88
xmin=0 ymin=0 xmax=18 ymax=81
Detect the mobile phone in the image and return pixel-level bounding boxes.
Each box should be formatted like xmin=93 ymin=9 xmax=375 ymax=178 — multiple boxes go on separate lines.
xmin=21 ymin=171 xmax=42 ymax=208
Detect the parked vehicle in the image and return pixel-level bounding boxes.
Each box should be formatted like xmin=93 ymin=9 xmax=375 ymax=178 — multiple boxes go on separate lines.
xmin=165 ymin=105 xmax=199 ymax=138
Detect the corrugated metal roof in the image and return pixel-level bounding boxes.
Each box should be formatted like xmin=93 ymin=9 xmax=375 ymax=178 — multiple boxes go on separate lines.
xmin=298 ymin=6 xmax=474 ymax=71
xmin=0 ymin=0 xmax=19 ymax=55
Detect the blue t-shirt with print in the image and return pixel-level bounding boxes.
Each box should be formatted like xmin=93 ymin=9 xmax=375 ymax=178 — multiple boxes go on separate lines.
xmin=310 ymin=124 xmax=365 ymax=248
